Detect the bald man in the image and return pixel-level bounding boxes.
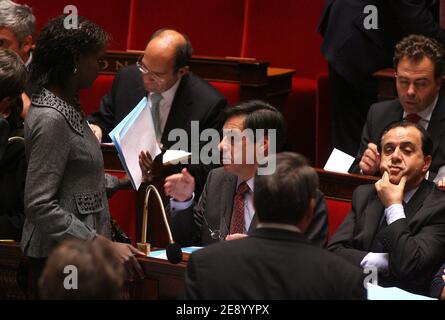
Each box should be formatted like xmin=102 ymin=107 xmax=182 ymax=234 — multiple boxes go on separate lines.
xmin=88 ymin=29 xmax=227 ymax=195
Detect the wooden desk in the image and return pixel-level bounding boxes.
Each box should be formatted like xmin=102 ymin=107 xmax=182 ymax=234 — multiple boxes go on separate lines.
xmin=316 ymin=169 xmax=378 ymax=201
xmin=102 ymin=51 xmax=294 ymax=107
xmin=129 ymin=255 xmax=187 ymax=300
xmin=0 ymin=241 xmax=187 ymax=300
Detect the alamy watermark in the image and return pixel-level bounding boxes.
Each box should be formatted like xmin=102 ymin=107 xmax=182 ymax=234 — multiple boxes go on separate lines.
xmin=167 ymin=121 xmax=277 ymax=175
xmin=63 ymin=265 xmax=78 ymax=290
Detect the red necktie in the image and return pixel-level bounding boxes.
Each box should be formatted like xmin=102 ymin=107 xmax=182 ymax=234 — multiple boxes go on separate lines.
xmin=229 ymin=182 xmax=250 ymax=234
xmin=404 ymin=113 xmax=422 ymax=124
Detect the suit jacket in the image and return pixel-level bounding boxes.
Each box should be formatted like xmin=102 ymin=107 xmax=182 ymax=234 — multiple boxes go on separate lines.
xmin=184 ymin=227 xmax=365 ymax=299
xmin=22 ymin=89 xmax=114 ymax=258
xmin=430 ymin=262 xmax=445 ymax=299
xmin=319 ymin=0 xmax=445 ymax=85
xmin=0 ymin=128 xmax=25 ymax=241
xmin=328 ymin=180 xmax=445 ymax=295
xmin=350 ymin=96 xmax=445 ymax=180
xmin=169 ymin=167 xmax=328 ymax=247
xmin=87 ymin=65 xmax=227 ymax=195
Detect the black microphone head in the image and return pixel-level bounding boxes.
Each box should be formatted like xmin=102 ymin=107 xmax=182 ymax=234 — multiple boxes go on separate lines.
xmin=166 ymin=243 xmax=182 ymax=264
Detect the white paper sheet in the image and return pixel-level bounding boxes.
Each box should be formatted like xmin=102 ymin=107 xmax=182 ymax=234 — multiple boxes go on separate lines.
xmin=323 ymin=148 xmax=355 ymax=173
xmin=367 ymin=283 xmax=436 ymax=300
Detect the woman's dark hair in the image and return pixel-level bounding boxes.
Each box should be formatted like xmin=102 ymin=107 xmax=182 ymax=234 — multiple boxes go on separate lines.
xmin=29 ymin=15 xmax=109 ymax=90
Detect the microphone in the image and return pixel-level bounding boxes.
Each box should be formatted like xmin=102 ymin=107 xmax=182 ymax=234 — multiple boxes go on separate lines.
xmin=141 ymin=185 xmax=182 ymax=264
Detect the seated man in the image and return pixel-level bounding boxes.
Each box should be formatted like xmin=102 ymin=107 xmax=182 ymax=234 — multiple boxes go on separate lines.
xmin=0 ymin=49 xmax=27 ymax=241
xmin=164 ymin=100 xmax=328 ymax=247
xmin=88 ymin=28 xmax=227 ymax=196
xmin=350 ymin=35 xmax=445 ymax=181
xmin=184 ymin=152 xmax=365 ymax=299
xmin=329 ymin=122 xmax=445 ymax=295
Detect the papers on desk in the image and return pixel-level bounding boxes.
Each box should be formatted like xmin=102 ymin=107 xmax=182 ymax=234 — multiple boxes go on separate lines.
xmin=323 ymin=148 xmax=355 ymax=173
xmin=109 ymin=97 xmax=162 ymax=190
xmin=148 ymin=246 xmax=203 ymax=259
xmin=367 ymin=283 xmax=437 ymax=300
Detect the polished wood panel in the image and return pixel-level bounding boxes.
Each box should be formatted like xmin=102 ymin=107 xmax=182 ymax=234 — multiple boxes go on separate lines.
xmin=101 ymin=51 xmax=294 ymax=105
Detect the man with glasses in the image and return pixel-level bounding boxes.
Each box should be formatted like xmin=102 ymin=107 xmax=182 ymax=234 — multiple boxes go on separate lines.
xmin=87 ymin=29 xmax=227 ymax=195
xmin=349 ymin=35 xmax=445 ymax=182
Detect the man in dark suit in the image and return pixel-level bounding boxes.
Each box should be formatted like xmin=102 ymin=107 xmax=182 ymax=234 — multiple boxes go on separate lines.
xmin=87 ymin=29 xmax=227 ymax=194
xmin=164 ymin=101 xmax=328 ymax=247
xmin=183 ymin=152 xmax=365 ymax=300
xmin=319 ymin=0 xmax=445 ymax=156
xmin=329 ymin=122 xmax=445 ymax=295
xmin=350 ymin=35 xmax=445 ymax=181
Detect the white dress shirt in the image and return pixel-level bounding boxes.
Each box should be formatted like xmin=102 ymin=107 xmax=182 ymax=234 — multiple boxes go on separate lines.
xmin=360 ymin=185 xmax=420 ymax=273
xmin=170 ymin=176 xmax=255 ymax=234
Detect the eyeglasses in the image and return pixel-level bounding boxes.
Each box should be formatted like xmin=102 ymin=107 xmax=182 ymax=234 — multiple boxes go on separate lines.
xmin=136 ymin=56 xmax=166 ymax=83
xmin=202 ymin=213 xmax=229 ymax=241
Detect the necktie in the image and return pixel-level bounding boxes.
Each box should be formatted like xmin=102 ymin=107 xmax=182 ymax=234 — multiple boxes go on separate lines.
xmin=404 ymin=113 xmax=422 ymax=124
xmin=229 ymin=182 xmax=250 ymax=234
xmin=151 ymin=93 xmax=163 ymax=141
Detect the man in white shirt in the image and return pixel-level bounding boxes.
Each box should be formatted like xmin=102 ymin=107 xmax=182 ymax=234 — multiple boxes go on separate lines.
xmin=163 ymin=100 xmax=329 ymax=247
xmin=350 ymin=35 xmax=445 ymax=181
xmin=329 ymin=121 xmax=445 ymax=295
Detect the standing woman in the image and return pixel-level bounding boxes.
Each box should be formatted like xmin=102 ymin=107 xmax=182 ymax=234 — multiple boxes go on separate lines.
xmin=23 ymin=16 xmax=143 ymax=287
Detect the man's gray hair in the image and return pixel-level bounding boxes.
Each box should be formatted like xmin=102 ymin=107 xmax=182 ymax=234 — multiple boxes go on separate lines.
xmin=0 ymin=0 xmax=36 ymax=45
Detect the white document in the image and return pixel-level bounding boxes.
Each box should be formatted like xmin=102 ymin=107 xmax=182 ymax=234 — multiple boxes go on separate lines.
xmin=323 ymin=148 xmax=355 ymax=173
xmin=367 ymin=283 xmax=436 ymax=300
xmin=163 ymin=150 xmax=191 ymax=165
xmin=109 ymin=97 xmax=162 ymax=190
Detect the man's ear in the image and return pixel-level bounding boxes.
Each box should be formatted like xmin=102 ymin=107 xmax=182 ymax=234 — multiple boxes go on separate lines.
xmin=21 ymin=35 xmax=35 ymax=56
xmin=423 ymin=155 xmax=432 ymax=173
xmin=297 ymin=198 xmax=315 ymax=232
xmin=177 ymin=66 xmax=189 ymax=78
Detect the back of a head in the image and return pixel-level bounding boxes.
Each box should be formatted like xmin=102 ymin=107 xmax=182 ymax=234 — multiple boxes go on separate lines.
xmin=39 ymin=239 xmax=125 ymax=300
xmin=0 ymin=0 xmax=36 ymax=45
xmin=254 ymin=152 xmax=318 ymax=225
xmin=224 ymin=100 xmax=286 ymax=152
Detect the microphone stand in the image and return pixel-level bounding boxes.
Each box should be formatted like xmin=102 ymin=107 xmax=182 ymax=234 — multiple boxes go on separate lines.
xmin=138 ymin=185 xmax=182 ymax=264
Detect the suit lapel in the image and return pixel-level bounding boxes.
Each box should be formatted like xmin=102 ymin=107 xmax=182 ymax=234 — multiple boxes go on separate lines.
xmin=161 ymin=74 xmax=192 ymax=148
xmin=363 ymin=192 xmax=386 ymax=250
xmin=427 ymin=96 xmax=445 ymax=157
xmin=221 ymin=173 xmax=238 ymax=235
xmin=404 ymin=180 xmax=431 ymax=221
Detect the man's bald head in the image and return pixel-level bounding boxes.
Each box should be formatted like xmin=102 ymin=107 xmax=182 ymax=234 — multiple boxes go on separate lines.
xmin=147 ymin=29 xmax=193 ymax=72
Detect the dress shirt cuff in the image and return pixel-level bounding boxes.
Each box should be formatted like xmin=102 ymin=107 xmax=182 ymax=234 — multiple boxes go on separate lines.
xmin=360 ymin=252 xmax=389 ymax=273
xmin=384 ymin=204 xmax=406 ymax=225
xmin=169 ymin=193 xmax=195 ymax=211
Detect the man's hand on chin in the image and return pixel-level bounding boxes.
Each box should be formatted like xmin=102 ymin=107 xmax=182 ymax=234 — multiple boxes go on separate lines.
xmin=375 ymin=171 xmax=407 ymax=208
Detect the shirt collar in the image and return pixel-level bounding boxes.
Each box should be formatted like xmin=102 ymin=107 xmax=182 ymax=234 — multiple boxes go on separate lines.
xmin=403 ymin=94 xmax=438 ymax=123
xmin=257 ymin=222 xmax=302 ymax=233
xmin=151 ymin=77 xmax=181 ymax=106
xmin=404 ymin=185 xmax=420 ymax=204
xmin=237 ymin=176 xmax=254 ymax=192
